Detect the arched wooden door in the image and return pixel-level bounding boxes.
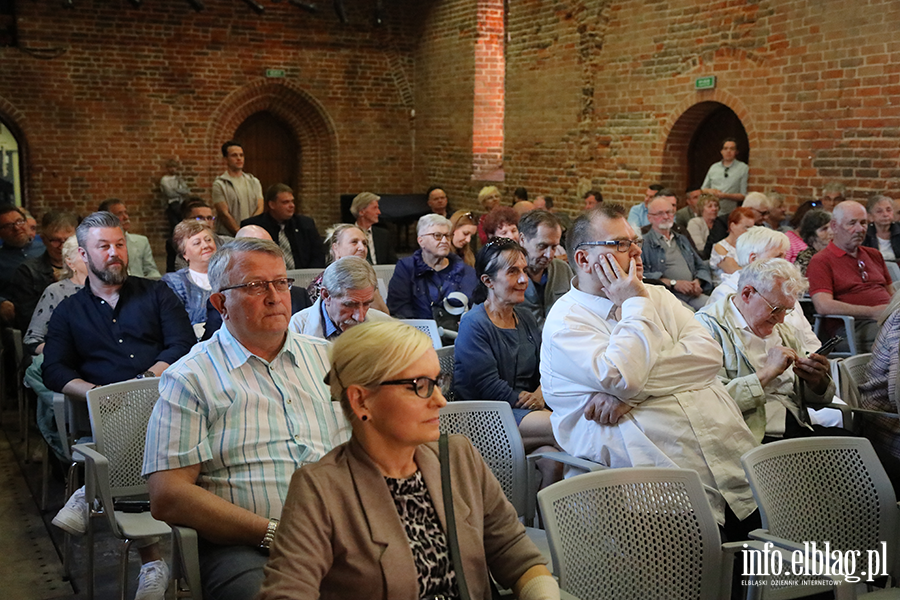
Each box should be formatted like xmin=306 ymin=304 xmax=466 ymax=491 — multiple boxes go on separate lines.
xmin=687 ymin=105 xmax=749 ymax=190
xmin=233 ymin=111 xmax=299 ymax=197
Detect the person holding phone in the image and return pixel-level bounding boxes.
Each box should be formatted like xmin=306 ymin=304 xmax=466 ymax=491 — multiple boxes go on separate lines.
xmin=695 ymin=258 xmax=849 ymax=443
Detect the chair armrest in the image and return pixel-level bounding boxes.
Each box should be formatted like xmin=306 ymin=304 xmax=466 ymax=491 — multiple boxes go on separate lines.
xmin=171 ymin=525 xmax=203 ymax=600
xmin=813 ymin=314 xmax=858 ymax=355
xmin=72 ymin=442 xmax=120 ymax=538
xmin=52 ymin=393 xmax=71 ymax=461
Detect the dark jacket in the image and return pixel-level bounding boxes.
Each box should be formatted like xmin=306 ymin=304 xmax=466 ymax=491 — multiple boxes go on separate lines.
xmin=241 ymin=212 xmax=326 ymax=269
xmin=368 ymin=225 xmax=397 ymax=265
xmin=387 ymin=251 xmax=478 ymax=320
xmin=8 ymin=251 xmax=55 ymax=332
xmin=863 ymin=222 xmax=900 ymax=261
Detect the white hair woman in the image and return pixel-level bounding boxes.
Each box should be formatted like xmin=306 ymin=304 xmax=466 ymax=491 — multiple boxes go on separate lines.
xmin=258 ymin=321 xmax=559 ymax=600
xmin=162 ymin=219 xmax=217 ymax=337
xmin=307 ymin=223 xmax=389 ymax=314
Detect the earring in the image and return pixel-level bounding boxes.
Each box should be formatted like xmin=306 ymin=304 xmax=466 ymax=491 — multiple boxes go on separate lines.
xmin=361 ymin=415 xmax=368 ymax=421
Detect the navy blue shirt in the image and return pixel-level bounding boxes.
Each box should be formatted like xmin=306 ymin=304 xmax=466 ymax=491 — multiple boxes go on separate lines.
xmin=43 ymin=276 xmax=196 ymax=391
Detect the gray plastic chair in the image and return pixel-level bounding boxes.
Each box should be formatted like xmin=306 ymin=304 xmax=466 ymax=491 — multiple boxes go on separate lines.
xmin=435 ymin=345 xmax=455 ymax=401
xmin=538 ymin=467 xmax=749 ymax=600
xmin=399 ymin=318 xmax=443 ymax=349
xmin=74 ymin=378 xmax=172 ymax=600
xmin=814 ymin=314 xmax=859 ymax=358
xmin=837 ymin=353 xmax=873 ymax=408
xmin=742 ymin=437 xmax=900 ymax=599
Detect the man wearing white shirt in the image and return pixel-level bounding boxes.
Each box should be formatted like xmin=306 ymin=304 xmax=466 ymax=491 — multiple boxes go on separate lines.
xmin=541 ymin=204 xmax=758 ymax=535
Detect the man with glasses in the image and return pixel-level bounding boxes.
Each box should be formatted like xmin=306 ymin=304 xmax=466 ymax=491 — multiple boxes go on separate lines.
xmin=696 ymin=259 xmax=844 ymax=442
xmin=641 ymin=196 xmax=711 ymax=310
xmin=541 ymin=204 xmax=759 ymax=539
xmin=701 ymin=138 xmax=749 ymax=217
xmin=7 ymin=211 xmax=78 ymax=332
xmin=143 ymin=238 xmax=347 ymax=600
xmin=0 ymin=205 xmax=44 ymax=323
xmin=807 ymin=200 xmax=894 ymax=351
xmin=387 ymin=214 xmax=477 ymax=324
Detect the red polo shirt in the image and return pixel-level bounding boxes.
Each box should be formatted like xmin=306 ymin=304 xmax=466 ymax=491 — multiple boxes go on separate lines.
xmin=806 ymin=242 xmax=892 ymax=306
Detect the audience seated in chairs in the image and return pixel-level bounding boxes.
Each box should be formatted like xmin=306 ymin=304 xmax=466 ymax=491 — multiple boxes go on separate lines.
xmin=257 ymin=321 xmax=559 ymax=600
xmin=482 ymin=206 xmax=521 ymax=242
xmin=863 ymin=194 xmax=900 ymax=272
xmin=45 ymin=211 xmax=195 ymax=600
xmin=144 ymin=238 xmax=348 ymax=600
xmin=859 ymin=291 xmax=900 ymax=493
xmin=518 ymin=210 xmax=573 ymax=329
xmin=476 ymin=185 xmax=503 ymax=245
xmin=0 ymin=205 xmax=45 ymax=324
xmin=97 ymin=198 xmax=161 ymax=278
xmin=454 ymin=238 xmax=562 ymax=488
xmin=449 ymin=210 xmax=477 ymax=267
xmin=240 ymin=183 xmax=325 ymax=270
xmin=289 ymin=256 xmax=391 ymax=340
xmin=162 ymin=220 xmax=217 ymax=339
xmin=792 ymin=208 xmax=832 ymax=276
xmin=540 ymin=204 xmax=759 ymax=539
xmin=807 ymin=200 xmax=895 ymax=352
xmin=709 ymin=206 xmax=756 ymax=286
xmin=686 ymin=193 xmax=720 ymax=255
xmin=696 ymin=259 xmax=848 ymax=443
xmin=349 ymin=191 xmax=396 ymax=265
xmin=306 ymin=223 xmax=389 ymax=314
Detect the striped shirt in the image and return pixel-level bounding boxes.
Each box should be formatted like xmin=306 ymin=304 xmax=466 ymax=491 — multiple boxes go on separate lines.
xmin=142 ymin=325 xmax=349 ymax=519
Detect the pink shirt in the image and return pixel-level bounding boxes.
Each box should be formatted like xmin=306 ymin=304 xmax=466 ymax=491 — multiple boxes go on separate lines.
xmin=785 ymin=230 xmax=807 ymax=263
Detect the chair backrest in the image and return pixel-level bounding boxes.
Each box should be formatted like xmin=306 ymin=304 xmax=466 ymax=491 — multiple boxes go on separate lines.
xmin=370 ymin=264 xmax=396 ymax=285
xmin=399 ymin=319 xmax=442 ymax=349
xmin=435 ymin=345 xmax=454 ymax=400
xmin=836 ymin=353 xmax=873 ymax=408
xmin=85 ymin=378 xmax=162 ymax=498
xmin=286 ymin=268 xmax=322 ymax=291
xmin=439 ymin=401 xmax=526 ymax=515
xmin=538 ymin=468 xmax=723 ymax=600
xmin=742 ymin=437 xmax=900 ymax=578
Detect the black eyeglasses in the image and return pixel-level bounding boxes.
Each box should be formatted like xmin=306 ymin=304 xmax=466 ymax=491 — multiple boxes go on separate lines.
xmin=380 ymin=374 xmax=448 ymax=399
xmin=751 ymin=287 xmax=794 ymax=317
xmin=220 ymin=278 xmax=294 ymax=295
xmin=576 ymin=239 xmax=643 ymax=253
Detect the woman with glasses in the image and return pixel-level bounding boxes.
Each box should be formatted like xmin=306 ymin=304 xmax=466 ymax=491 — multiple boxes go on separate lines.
xmin=162 ymin=220 xmax=217 ymax=338
xmin=449 ymin=210 xmax=477 ymax=267
xmin=453 ymin=238 xmax=562 ymax=488
xmin=257 ymin=321 xmax=558 ymax=600
xmin=793 ymin=209 xmax=832 ymax=276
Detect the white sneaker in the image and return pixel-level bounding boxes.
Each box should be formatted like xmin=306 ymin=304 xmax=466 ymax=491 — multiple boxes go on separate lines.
xmin=51 ymin=486 xmax=88 ymax=535
xmin=135 ymin=559 xmax=169 ymax=600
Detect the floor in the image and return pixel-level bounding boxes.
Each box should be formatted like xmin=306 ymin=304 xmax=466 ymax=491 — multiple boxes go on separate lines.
xmin=0 ymin=409 xmax=173 ymax=600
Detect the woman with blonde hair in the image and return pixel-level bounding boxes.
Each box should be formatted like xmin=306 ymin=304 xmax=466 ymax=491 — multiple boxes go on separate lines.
xmin=449 ymin=210 xmax=477 ymax=266
xmin=477 ymin=185 xmax=503 ymax=244
xmin=258 ymin=321 xmax=558 ymax=600
xmin=686 ymin=194 xmax=719 ymax=254
xmin=162 ymin=219 xmax=217 ymax=337
xmin=306 ymin=223 xmax=389 ymax=313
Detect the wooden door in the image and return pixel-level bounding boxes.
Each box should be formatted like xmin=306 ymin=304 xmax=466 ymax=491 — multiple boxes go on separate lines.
xmin=687 ymin=106 xmax=749 ymax=190
xmin=233 ymin=111 xmax=299 ymax=196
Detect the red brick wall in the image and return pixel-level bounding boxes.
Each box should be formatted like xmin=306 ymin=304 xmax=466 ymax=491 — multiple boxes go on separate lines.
xmin=0 ymin=0 xmax=422 ymax=251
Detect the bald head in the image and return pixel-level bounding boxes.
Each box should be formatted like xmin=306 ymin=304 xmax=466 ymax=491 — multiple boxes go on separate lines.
xmin=235 ymin=225 xmax=273 ymax=241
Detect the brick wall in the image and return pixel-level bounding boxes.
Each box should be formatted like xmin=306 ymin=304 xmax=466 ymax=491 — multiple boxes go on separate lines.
xmin=0 ymin=0 xmax=423 ymax=251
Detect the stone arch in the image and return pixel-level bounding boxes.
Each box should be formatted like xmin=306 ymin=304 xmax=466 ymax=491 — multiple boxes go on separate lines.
xmin=206 ymin=80 xmax=339 ymax=227
xmin=657 ymin=91 xmax=757 ymax=193
xmin=0 ymin=95 xmax=30 ymax=207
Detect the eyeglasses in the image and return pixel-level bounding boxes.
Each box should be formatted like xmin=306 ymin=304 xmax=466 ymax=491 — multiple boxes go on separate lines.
xmin=380 ymin=374 xmax=449 ymax=399
xmin=422 ymin=232 xmax=451 ymax=242
xmin=576 ymin=239 xmax=643 ymax=253
xmin=0 ymin=218 xmax=26 ymax=231
xmin=194 ymin=216 xmax=216 ymax=222
xmin=858 ymin=260 xmax=869 ymax=282
xmin=751 ymin=287 xmax=794 ymax=317
xmin=44 ymin=236 xmax=69 ymax=246
xmin=219 ymin=278 xmax=294 ymax=295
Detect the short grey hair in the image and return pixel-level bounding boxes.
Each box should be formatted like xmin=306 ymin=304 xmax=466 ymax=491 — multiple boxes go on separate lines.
xmin=76 ymin=211 xmax=124 ymax=248
xmin=417 ymin=214 xmax=452 ymax=236
xmin=349 ymin=192 xmax=379 ymax=218
xmin=867 ymin=194 xmax=893 ymax=213
xmin=736 ymin=258 xmax=808 ymax=300
xmin=742 ymin=192 xmax=771 ymax=211
xmin=735 ymin=227 xmax=790 ymax=267
xmin=208 ymin=238 xmax=284 ymax=293
xmin=322 ymin=256 xmax=377 ymax=297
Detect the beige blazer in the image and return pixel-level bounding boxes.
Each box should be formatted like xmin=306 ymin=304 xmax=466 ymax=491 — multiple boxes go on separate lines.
xmin=257 ymin=435 xmax=545 ymax=600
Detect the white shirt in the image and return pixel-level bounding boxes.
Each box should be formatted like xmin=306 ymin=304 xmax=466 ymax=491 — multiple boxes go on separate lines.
xmin=540 ymin=284 xmax=758 ymax=524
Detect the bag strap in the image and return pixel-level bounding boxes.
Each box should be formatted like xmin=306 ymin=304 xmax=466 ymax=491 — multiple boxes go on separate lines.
xmin=440 ymin=433 xmax=471 ymax=600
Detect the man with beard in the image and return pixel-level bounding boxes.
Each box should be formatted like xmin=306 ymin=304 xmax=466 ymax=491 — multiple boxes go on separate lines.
xmin=289 ymin=256 xmax=391 ymax=339
xmin=518 ymin=209 xmax=573 ymax=329
xmin=42 ymin=211 xmax=194 ymax=600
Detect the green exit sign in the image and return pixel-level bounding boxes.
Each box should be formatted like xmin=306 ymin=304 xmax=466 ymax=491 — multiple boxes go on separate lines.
xmin=695 ymin=76 xmax=716 ymax=90
xmin=266 ymin=69 xmax=286 ymax=78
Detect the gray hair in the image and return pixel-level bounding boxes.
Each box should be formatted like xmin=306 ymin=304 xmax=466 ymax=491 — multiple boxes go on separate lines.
xmin=349 ymin=192 xmax=379 ymax=218
xmin=832 ymin=200 xmax=866 ymax=224
xmin=735 ymin=227 xmax=790 ymax=267
xmin=322 ymin=256 xmax=377 ymax=297
xmin=743 ymin=192 xmax=771 ymax=211
xmin=417 ymin=213 xmax=452 ymax=236
xmin=823 ymin=181 xmax=846 ymax=195
xmin=736 ymin=258 xmax=808 ymax=300
xmin=867 ymin=194 xmax=893 ymax=214
xmin=208 ymin=238 xmax=284 ymax=293
xmin=75 ymin=211 xmax=124 ymax=248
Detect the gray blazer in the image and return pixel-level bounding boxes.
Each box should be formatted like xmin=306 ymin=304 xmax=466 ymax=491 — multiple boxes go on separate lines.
xmin=258 ymin=435 xmax=546 ymax=600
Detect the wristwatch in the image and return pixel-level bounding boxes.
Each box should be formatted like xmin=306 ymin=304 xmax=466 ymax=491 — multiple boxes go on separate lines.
xmin=259 ymin=518 xmax=279 ymax=552
xmin=135 ymin=370 xmax=156 ymax=379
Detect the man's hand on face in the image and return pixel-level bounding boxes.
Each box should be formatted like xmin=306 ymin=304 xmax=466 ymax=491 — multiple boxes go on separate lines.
xmin=594 ymin=254 xmax=648 ymax=307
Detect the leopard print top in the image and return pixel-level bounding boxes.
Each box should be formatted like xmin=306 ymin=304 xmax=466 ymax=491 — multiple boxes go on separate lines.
xmin=385 ymin=471 xmax=459 ymax=599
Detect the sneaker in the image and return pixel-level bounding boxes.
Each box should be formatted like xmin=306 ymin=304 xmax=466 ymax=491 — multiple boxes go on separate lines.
xmin=51 ymin=486 xmax=88 ymax=536
xmin=135 ymin=559 xmax=169 ymax=600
